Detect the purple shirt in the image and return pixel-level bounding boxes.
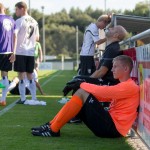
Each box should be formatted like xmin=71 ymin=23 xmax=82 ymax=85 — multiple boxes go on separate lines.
xmin=0 ymin=14 xmax=16 ymax=53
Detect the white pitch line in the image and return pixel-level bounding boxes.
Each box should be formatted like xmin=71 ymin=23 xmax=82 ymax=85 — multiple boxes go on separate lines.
xmin=41 ymin=70 xmax=62 ymax=87
xmin=0 ymin=70 xmax=62 ymax=116
xmin=0 ymin=100 xmax=18 ymax=116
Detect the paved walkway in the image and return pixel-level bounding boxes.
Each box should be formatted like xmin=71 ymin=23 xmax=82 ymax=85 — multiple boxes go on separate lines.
xmin=127 ymin=130 xmax=149 ymax=150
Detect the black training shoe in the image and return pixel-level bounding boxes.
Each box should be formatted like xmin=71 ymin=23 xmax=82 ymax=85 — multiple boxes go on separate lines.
xmin=32 ymin=126 xmax=60 ymax=137
xmin=16 ymin=99 xmax=26 ymax=104
xmin=31 ymin=122 xmax=50 ymax=131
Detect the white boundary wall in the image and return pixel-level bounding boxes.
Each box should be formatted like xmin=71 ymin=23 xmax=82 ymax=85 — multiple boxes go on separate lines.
xmin=121 ymin=31 xmax=150 ymax=148
xmin=136 ymin=44 xmax=150 ymax=147
xmin=39 ymin=62 xmax=74 ymax=70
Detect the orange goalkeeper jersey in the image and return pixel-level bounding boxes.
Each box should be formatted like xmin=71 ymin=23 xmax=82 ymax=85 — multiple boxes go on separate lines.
xmin=80 ymin=79 xmax=140 ymax=136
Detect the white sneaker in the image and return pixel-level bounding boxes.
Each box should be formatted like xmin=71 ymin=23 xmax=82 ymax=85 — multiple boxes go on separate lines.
xmin=58 ymin=97 xmax=69 ymax=104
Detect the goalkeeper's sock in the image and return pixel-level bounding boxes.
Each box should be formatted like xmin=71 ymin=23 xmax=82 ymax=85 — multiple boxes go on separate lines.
xmin=50 ymin=95 xmax=83 ymax=132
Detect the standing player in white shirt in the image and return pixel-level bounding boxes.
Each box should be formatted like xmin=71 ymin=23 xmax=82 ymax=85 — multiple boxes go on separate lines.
xmin=78 ymin=15 xmax=111 ymax=76
xmin=14 ymin=1 xmax=39 ymax=104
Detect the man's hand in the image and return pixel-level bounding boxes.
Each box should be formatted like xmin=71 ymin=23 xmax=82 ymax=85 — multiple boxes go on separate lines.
xmin=67 ymin=78 xmax=85 ymax=89
xmin=74 ymin=75 xmax=102 ymax=85
xmin=9 ymin=53 xmax=16 ymax=63
xmin=62 ymin=78 xmax=85 ymax=96
xmin=63 ymin=85 xmax=73 ymax=96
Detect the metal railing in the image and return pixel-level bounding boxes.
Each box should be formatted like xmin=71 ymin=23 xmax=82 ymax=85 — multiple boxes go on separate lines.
xmin=120 ymin=29 xmax=150 ymax=48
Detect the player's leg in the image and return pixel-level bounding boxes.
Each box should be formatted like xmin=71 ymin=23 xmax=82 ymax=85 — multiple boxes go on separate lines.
xmin=26 ymin=56 xmax=37 ymax=100
xmin=0 ymin=54 xmax=12 ymax=106
xmin=0 ymin=71 xmax=9 ymax=106
xmin=31 ymin=89 xmax=89 ymax=137
xmin=14 ymin=55 xmax=26 ymax=104
xmin=79 ymin=94 xmax=121 ymax=138
xmin=8 ymin=77 xmax=19 ymax=92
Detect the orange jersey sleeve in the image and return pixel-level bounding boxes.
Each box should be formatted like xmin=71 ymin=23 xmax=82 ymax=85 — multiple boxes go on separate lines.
xmin=80 ymin=79 xmax=140 ymax=136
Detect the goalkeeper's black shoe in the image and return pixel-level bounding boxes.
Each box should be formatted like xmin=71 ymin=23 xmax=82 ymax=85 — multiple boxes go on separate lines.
xmin=31 ymin=122 xmax=50 ymax=131
xmin=32 ymin=126 xmax=60 ymax=137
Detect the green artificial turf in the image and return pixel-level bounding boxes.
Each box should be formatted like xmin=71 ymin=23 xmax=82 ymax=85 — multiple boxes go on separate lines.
xmin=0 ymin=70 xmax=133 ymax=150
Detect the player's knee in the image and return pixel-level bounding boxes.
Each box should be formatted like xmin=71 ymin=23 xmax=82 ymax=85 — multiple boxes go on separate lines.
xmin=75 ymin=89 xmax=89 ymax=103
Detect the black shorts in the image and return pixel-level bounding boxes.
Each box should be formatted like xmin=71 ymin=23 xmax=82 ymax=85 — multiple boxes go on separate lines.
xmin=78 ymin=56 xmax=96 ymax=76
xmin=78 ymin=94 xmax=121 ymax=138
xmin=14 ymin=55 xmax=35 ymax=73
xmin=0 ymin=54 xmax=12 ymax=71
xmin=9 ymin=82 xmax=30 ymax=95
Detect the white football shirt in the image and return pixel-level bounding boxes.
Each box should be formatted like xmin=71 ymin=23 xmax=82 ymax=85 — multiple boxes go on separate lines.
xmin=15 ymin=15 xmax=39 ymax=56
xmin=80 ymin=23 xmax=100 ymax=56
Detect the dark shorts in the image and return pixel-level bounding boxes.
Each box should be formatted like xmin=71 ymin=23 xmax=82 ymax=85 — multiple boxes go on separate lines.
xmin=78 ymin=56 xmax=96 ymax=76
xmin=78 ymin=94 xmax=121 ymax=138
xmin=14 ymin=55 xmax=35 ymax=73
xmin=9 ymin=81 xmax=30 ymax=95
xmin=0 ymin=54 xmax=12 ymax=71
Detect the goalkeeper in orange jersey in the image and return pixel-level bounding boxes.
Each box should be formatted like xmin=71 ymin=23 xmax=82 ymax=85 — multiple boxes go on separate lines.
xmin=32 ymin=55 xmax=139 ymax=138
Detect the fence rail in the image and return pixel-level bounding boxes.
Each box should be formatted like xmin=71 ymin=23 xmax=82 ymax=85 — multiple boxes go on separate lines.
xmin=120 ymin=29 xmax=150 ymax=47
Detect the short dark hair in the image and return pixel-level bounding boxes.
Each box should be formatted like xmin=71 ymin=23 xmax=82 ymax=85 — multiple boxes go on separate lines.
xmin=15 ymin=1 xmax=27 ymax=10
xmin=113 ymin=55 xmax=133 ymax=73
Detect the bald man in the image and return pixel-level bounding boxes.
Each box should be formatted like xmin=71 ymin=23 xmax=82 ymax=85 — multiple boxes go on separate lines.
xmin=91 ymin=25 xmax=128 ymax=85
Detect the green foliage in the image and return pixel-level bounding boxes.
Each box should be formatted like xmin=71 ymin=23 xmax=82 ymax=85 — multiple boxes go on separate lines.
xmin=43 ymin=24 xmax=83 ymax=57
xmin=5 ymin=7 xmax=11 ymax=15
xmin=8 ymin=1 xmax=150 ymax=58
xmin=133 ymin=1 xmax=150 ymax=17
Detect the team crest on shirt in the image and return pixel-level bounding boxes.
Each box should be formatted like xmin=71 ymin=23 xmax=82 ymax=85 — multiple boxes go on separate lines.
xmin=3 ymin=19 xmax=13 ymax=31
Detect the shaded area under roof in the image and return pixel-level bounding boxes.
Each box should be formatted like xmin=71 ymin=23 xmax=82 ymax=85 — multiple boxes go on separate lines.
xmin=111 ymin=14 xmax=150 ymax=44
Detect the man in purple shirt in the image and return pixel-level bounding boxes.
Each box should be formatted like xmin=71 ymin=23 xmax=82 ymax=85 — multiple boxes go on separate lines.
xmin=0 ymin=3 xmax=16 ymax=106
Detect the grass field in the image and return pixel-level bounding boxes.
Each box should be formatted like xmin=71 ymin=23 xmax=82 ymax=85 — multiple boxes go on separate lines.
xmin=0 ymin=70 xmax=133 ymax=150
